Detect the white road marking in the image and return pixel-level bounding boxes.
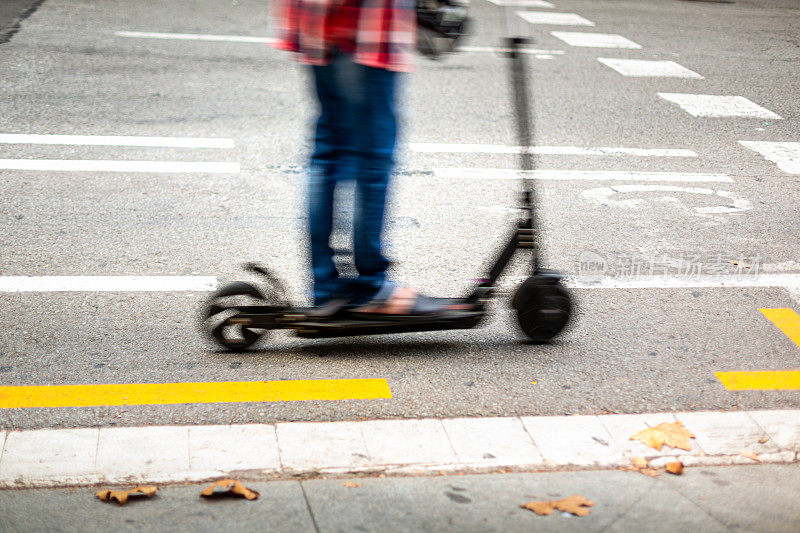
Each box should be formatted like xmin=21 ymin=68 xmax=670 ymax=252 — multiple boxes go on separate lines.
xmin=0 ymin=159 xmax=240 ymax=173
xmin=551 ymin=31 xmax=641 ymax=48
xmin=116 ymin=31 xmax=563 ymax=57
xmin=581 ymin=184 xmax=751 ymax=214
xmin=412 ymin=143 xmax=696 ymax=157
xmin=484 ymin=0 xmax=553 ymax=6
xmin=516 ymin=11 xmax=595 ymax=26
xmin=115 ymin=31 xmax=276 ymax=44
xmin=457 ymin=46 xmax=565 ymax=55
xmin=2 ymin=410 xmax=798 ymax=488
xmin=598 ymin=58 xmax=703 ymax=78
xmin=432 ymin=169 xmax=732 ymax=182
xmin=564 ymin=273 xmax=800 ymax=290
xmin=0 ymin=276 xmax=217 ymax=292
xmin=0 ymin=134 xmax=234 ymax=149
xmin=739 ymin=141 xmax=800 ymax=174
xmin=658 ymin=93 xmax=782 ymax=119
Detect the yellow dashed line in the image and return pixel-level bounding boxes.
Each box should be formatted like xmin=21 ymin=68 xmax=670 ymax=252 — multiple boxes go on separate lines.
xmin=759 ymin=308 xmax=800 ymax=349
xmin=0 ymin=379 xmax=392 ymax=409
xmin=716 ymin=370 xmax=800 ymax=391
xmin=717 ymin=308 xmax=800 ymax=391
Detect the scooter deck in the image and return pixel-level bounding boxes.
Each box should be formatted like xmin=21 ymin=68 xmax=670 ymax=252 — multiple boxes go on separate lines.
xmin=291 ymin=309 xmax=484 ymax=338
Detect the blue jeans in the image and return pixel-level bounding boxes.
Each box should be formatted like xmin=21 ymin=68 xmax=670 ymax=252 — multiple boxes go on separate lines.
xmin=308 ymin=51 xmax=399 ymax=306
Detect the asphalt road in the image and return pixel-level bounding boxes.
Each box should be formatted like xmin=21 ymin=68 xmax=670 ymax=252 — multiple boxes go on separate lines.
xmin=1 ymin=0 xmax=799 ymax=430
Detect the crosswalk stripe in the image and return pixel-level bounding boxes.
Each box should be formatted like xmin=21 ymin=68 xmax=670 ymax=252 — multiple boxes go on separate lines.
xmin=516 ymin=11 xmax=595 ymax=26
xmin=0 ymin=276 xmax=217 ymax=292
xmin=0 ymin=159 xmax=240 ymax=173
xmin=658 ymin=93 xmax=782 ymax=119
xmin=411 ymin=143 xmax=696 ymax=157
xmin=456 ymin=46 xmax=564 ymax=55
xmin=115 ymin=31 xmax=276 ymax=44
xmin=0 ymin=134 xmax=234 ymax=149
xmin=739 ymin=141 xmax=800 ymax=174
xmin=598 ymin=58 xmax=704 ymax=79
xmin=550 ymin=31 xmax=642 ymax=49
xmin=432 ymin=169 xmax=733 ymax=182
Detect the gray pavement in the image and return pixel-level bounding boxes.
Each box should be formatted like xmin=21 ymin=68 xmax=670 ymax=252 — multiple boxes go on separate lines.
xmin=0 ymin=0 xmax=799 ymax=428
xmin=1 ymin=464 xmax=799 ymax=532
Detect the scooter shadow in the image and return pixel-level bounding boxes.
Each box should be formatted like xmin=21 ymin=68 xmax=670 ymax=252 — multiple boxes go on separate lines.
xmin=211 ymin=336 xmax=554 ymax=360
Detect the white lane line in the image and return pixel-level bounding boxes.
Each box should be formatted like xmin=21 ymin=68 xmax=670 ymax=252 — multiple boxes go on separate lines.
xmin=456 ymin=46 xmax=565 ymax=55
xmin=658 ymin=94 xmax=782 ymax=119
xmin=0 ymin=160 xmax=240 ymax=173
xmin=2 ymin=410 xmax=798 ymax=488
xmin=432 ymin=169 xmax=733 ymax=182
xmin=116 ymin=31 xmax=562 ymax=57
xmin=581 ymin=184 xmax=751 ymax=214
xmin=551 ymin=31 xmax=641 ymax=48
xmin=0 ymin=134 xmax=234 ymax=149
xmin=116 ymin=31 xmax=276 ymax=44
xmin=516 ymin=11 xmax=595 ymax=26
xmin=739 ymin=141 xmax=800 ymax=174
xmin=484 ymin=0 xmax=553 ymax=6
xmin=564 ymin=273 xmax=800 ymax=289
xmin=598 ymin=58 xmax=703 ymax=79
xmin=0 ymin=276 xmax=217 ymax=292
xmin=412 ymin=143 xmax=696 ymax=157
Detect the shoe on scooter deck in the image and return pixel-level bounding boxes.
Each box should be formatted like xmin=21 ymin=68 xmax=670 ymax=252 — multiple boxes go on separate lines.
xmin=291 ymin=299 xmax=484 ymax=338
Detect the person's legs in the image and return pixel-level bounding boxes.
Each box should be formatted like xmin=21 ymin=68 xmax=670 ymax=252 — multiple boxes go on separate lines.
xmin=349 ymin=64 xmax=399 ymax=303
xmin=307 ymin=54 xmax=359 ymax=305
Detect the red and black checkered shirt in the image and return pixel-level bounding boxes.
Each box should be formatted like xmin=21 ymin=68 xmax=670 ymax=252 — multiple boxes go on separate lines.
xmin=272 ymin=0 xmax=417 ymax=72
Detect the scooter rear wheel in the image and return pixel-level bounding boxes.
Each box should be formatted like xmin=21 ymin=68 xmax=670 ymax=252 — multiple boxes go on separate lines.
xmin=512 ymin=276 xmax=572 ymax=342
xmin=204 ymin=281 xmax=269 ymax=350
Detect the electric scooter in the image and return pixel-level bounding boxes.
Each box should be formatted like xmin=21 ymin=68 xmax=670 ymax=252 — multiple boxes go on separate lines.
xmin=202 ymin=37 xmax=572 ymax=350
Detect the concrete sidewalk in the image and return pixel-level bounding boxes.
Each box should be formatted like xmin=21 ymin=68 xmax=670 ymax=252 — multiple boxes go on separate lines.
xmin=1 ymin=464 xmax=798 ymax=532
xmin=2 ymin=410 xmax=798 ymax=489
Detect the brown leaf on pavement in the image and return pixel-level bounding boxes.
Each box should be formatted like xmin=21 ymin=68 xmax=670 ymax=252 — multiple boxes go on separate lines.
xmin=666 ymin=462 xmax=684 ymax=475
xmin=552 ymin=495 xmax=594 ymax=516
xmin=95 ymin=486 xmax=158 ymax=505
xmin=520 ymin=501 xmax=555 ymax=515
xmin=739 ymin=450 xmax=762 ymax=463
xmin=631 ymin=456 xmax=649 ymax=469
xmin=630 ymin=422 xmax=695 ymax=451
xmin=342 ymin=481 xmax=361 ymax=488
xmin=521 ymin=495 xmax=594 ymax=517
xmin=200 ymin=479 xmax=259 ymax=500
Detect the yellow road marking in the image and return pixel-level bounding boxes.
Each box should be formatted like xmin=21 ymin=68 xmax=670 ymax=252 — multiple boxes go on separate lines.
xmin=759 ymin=308 xmax=800 ymax=349
xmin=0 ymin=379 xmax=392 ymax=409
xmin=716 ymin=371 xmax=800 ymax=391
xmin=715 ymin=308 xmax=800 ymax=391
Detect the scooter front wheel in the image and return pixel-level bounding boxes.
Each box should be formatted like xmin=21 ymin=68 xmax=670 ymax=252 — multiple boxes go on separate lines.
xmin=511 ymin=275 xmax=572 ymax=342
xmin=203 ymin=281 xmax=269 ymax=350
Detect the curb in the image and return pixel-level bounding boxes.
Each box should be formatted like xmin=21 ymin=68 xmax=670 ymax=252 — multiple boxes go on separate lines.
xmin=1 ymin=409 xmax=798 ymax=489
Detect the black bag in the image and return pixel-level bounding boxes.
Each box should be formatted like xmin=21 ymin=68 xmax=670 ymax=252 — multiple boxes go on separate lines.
xmin=416 ymin=0 xmax=470 ymax=58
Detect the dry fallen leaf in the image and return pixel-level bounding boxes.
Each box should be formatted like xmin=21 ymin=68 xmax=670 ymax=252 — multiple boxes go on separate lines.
xmin=95 ymin=486 xmax=157 ymax=505
xmin=630 ymin=422 xmax=695 ymax=451
xmin=200 ymin=479 xmax=259 ymax=500
xmin=666 ymin=462 xmax=684 ymax=475
xmin=521 ymin=501 xmax=555 ymax=515
xmin=739 ymin=450 xmax=762 ymax=463
xmin=758 ymin=437 xmax=769 ymax=444
xmin=631 ymin=457 xmax=649 ymax=469
xmin=342 ymin=481 xmax=361 ymax=488
xmin=521 ymin=495 xmax=594 ymax=517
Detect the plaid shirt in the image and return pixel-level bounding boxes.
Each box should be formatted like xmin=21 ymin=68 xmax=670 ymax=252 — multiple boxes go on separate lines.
xmin=272 ymin=0 xmax=416 ymax=72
